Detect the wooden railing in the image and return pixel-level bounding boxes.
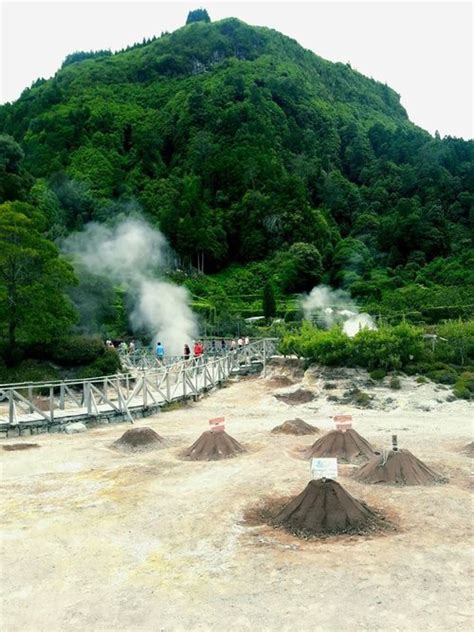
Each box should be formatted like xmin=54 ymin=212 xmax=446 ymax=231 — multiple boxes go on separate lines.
xmin=0 ymin=339 xmax=278 ymax=435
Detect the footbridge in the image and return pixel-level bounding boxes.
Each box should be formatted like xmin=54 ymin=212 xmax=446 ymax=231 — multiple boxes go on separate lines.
xmin=0 ymin=339 xmax=278 ymax=438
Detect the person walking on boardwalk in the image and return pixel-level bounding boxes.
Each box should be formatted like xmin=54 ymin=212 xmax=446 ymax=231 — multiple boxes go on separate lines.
xmin=244 ymin=335 xmax=250 ymax=345
xmin=155 ymin=341 xmax=165 ymax=364
xmin=184 ymin=343 xmax=191 ymax=360
xmin=220 ymin=338 xmax=227 ymax=353
xmin=237 ymin=336 xmax=244 ymax=350
xmin=231 ymin=339 xmax=237 ymax=352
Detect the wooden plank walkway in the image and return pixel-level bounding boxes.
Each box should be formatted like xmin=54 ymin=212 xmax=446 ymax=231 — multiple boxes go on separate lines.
xmin=0 ymin=339 xmax=277 ymax=437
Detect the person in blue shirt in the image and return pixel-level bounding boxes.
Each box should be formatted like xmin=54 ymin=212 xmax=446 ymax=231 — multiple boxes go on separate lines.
xmin=155 ymin=341 xmax=165 ymax=364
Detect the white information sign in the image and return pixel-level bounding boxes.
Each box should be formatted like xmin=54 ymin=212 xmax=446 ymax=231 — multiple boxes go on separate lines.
xmin=310 ymin=457 xmax=338 ymax=480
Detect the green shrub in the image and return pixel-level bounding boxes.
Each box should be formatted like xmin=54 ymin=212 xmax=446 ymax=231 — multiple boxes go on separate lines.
xmin=459 ymin=371 xmax=474 ymax=392
xmin=453 ymin=385 xmax=471 ymax=399
xmin=351 ymin=323 xmax=424 ymax=371
xmin=416 ymin=376 xmax=428 ymax=384
xmin=77 ymin=349 xmax=121 ymax=379
xmin=354 ymin=390 xmax=372 ymax=407
xmin=390 ymin=376 xmax=401 ymax=389
xmin=0 ymin=359 xmax=59 ymax=384
xmin=52 ymin=335 xmax=105 ymax=366
xmin=280 ymin=322 xmax=352 ymax=366
xmin=426 ymin=368 xmax=459 ymax=385
xmin=370 ymin=369 xmax=386 ymax=380
xmin=452 ymin=371 xmax=474 ymax=399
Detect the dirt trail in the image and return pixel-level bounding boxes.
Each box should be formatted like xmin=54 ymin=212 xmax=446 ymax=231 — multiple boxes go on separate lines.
xmin=0 ymin=372 xmax=473 ymax=631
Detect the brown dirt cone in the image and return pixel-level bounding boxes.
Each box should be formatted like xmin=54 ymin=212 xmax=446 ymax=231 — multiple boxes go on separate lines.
xmin=271 ymin=419 xmax=320 ymax=435
xmin=113 ymin=427 xmax=164 ymax=452
xmin=3 ymin=443 xmax=40 ymax=451
xmin=305 ymin=429 xmax=375 ymax=463
xmin=461 ymin=442 xmax=474 ymax=457
xmin=275 ymin=389 xmax=314 ymax=405
xmin=183 ymin=431 xmax=245 ymax=461
xmin=274 ymin=479 xmax=381 ymax=537
xmin=354 ymin=449 xmax=446 ymax=485
xmin=267 ymin=376 xmax=294 ymax=388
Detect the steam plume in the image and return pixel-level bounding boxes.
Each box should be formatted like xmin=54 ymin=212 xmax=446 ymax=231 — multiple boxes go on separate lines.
xmin=302 ymin=285 xmax=376 ymax=337
xmin=63 ymin=218 xmax=198 ymax=354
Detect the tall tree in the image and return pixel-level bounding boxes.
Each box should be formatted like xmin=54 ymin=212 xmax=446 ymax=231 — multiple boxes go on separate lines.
xmin=0 ymin=201 xmax=77 ymax=363
xmin=262 ymin=281 xmax=277 ymax=319
xmin=186 ymin=9 xmax=211 ymax=24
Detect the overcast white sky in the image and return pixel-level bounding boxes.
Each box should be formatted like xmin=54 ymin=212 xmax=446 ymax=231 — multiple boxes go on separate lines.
xmin=1 ymin=0 xmax=472 ymax=138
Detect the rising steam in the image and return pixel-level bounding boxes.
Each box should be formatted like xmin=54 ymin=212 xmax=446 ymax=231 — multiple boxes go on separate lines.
xmin=302 ymin=285 xmax=376 ymax=337
xmin=63 ymin=218 xmax=198 ymax=354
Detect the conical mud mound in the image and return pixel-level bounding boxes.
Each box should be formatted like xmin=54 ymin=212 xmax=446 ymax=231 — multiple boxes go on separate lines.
xmin=272 ymin=419 xmax=320 ymax=435
xmin=113 ymin=427 xmax=164 ymax=452
xmin=183 ymin=431 xmax=245 ymax=461
xmin=461 ymin=442 xmax=474 ymax=457
xmin=275 ymin=389 xmax=314 ymax=405
xmin=274 ymin=479 xmax=383 ymax=537
xmin=354 ymin=449 xmax=445 ymax=485
xmin=306 ymin=429 xmax=375 ymax=463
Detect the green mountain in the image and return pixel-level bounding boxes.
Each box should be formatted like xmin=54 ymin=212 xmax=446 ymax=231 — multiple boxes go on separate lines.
xmin=0 ymin=16 xmax=473 ymax=311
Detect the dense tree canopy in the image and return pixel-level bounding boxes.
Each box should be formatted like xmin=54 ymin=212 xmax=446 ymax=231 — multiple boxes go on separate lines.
xmin=0 ymin=201 xmax=77 ymax=361
xmin=0 ymin=16 xmax=472 ymax=350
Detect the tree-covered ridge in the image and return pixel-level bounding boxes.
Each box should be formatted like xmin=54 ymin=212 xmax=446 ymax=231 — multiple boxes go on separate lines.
xmin=0 ymin=16 xmax=472 ymax=291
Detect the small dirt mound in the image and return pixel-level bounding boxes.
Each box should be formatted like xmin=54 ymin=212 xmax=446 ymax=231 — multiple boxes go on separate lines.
xmin=461 ymin=442 xmax=474 ymax=457
xmin=113 ymin=427 xmax=164 ymax=452
xmin=271 ymin=419 xmax=320 ymax=435
xmin=275 ymin=389 xmax=314 ymax=405
xmin=305 ymin=429 xmax=375 ymax=463
xmin=267 ymin=376 xmax=295 ymax=388
xmin=3 ymin=443 xmax=40 ymax=451
xmin=354 ymin=449 xmax=446 ymax=485
xmin=183 ymin=430 xmax=245 ymax=461
xmin=273 ymin=479 xmax=385 ymax=537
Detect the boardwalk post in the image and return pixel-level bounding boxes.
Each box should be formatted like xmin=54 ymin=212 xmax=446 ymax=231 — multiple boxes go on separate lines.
xmin=49 ymin=386 xmax=55 ymax=423
xmin=8 ymin=392 xmax=15 ymax=425
xmin=116 ymin=376 xmax=123 ymax=412
xmin=85 ymin=382 xmax=92 ymax=416
xmin=28 ymin=385 xmax=34 ymax=413
xmin=143 ymin=375 xmax=148 ymax=408
xmin=166 ymin=369 xmax=171 ymax=402
xmin=59 ymin=383 xmax=65 ymax=410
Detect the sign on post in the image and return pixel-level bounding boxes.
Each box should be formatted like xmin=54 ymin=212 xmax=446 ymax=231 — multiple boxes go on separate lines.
xmin=310 ymin=457 xmax=338 ymax=480
xmin=209 ymin=416 xmax=225 ymax=432
xmin=334 ymin=414 xmax=352 ymax=432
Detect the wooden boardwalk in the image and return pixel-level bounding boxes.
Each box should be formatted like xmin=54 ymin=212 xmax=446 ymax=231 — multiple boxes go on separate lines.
xmin=0 ymin=339 xmax=277 ymax=437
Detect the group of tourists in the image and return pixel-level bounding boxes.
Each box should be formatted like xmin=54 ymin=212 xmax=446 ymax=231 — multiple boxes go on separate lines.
xmin=106 ymin=339 xmax=136 ymax=353
xmin=154 ymin=336 xmax=251 ymax=363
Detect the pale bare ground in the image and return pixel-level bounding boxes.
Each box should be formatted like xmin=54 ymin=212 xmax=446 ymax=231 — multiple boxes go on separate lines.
xmin=1 ymin=368 xmax=473 ymax=632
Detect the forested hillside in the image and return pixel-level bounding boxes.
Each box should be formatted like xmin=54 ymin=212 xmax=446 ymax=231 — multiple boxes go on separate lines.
xmin=0 ymin=13 xmax=473 ymax=377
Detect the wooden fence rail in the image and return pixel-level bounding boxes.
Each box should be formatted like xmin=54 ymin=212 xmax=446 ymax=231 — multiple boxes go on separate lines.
xmin=0 ymin=339 xmax=278 ymax=437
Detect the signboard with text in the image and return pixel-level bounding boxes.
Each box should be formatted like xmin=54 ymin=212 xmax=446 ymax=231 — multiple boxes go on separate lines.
xmin=209 ymin=417 xmax=225 ymax=432
xmin=310 ymin=457 xmax=338 ymax=480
